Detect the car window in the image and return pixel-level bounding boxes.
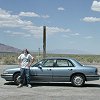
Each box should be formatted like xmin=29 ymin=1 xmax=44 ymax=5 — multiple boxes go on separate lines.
xmin=32 ymin=60 xmax=44 ymax=67
xmin=56 ymin=59 xmax=74 ymax=67
xmin=67 ymin=60 xmax=74 ymax=67
xmin=43 ymin=59 xmax=54 ymax=67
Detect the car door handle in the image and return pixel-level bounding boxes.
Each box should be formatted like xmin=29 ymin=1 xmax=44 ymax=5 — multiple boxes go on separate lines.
xmin=47 ymin=69 xmax=51 ymax=71
xmin=68 ymin=69 xmax=73 ymax=71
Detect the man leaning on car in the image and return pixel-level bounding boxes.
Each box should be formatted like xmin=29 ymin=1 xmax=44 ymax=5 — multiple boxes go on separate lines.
xmin=17 ymin=49 xmax=34 ymax=88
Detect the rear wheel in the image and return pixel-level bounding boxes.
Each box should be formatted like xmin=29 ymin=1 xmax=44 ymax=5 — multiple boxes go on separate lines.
xmin=71 ymin=74 xmax=85 ymax=87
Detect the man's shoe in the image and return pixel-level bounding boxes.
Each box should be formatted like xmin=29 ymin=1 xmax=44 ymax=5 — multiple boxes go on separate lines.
xmin=27 ymin=84 xmax=32 ymax=88
xmin=17 ymin=84 xmax=23 ymax=88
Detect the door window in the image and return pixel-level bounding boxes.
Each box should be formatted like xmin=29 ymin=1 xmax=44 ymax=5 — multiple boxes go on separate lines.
xmin=56 ymin=59 xmax=74 ymax=67
xmin=43 ymin=59 xmax=54 ymax=67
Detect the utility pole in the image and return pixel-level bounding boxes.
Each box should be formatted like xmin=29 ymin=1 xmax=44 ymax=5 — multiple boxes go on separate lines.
xmin=38 ymin=48 xmax=40 ymax=61
xmin=43 ymin=26 xmax=46 ymax=58
xmin=38 ymin=48 xmax=40 ymax=57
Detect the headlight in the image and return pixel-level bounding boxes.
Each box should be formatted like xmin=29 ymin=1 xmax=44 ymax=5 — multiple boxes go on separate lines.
xmin=3 ymin=71 xmax=9 ymax=74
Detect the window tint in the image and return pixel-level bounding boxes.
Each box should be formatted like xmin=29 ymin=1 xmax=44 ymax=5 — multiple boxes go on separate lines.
xmin=56 ymin=59 xmax=74 ymax=67
xmin=43 ymin=59 xmax=54 ymax=67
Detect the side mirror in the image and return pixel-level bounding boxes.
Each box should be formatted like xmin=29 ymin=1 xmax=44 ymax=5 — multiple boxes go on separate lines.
xmin=38 ymin=65 xmax=42 ymax=69
xmin=38 ymin=62 xmax=43 ymax=69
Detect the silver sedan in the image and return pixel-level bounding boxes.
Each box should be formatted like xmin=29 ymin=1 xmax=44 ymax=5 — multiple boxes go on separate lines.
xmin=1 ymin=57 xmax=100 ymax=87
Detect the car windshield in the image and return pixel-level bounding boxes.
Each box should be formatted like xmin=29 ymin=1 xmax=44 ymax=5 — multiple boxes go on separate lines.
xmin=31 ymin=60 xmax=44 ymax=67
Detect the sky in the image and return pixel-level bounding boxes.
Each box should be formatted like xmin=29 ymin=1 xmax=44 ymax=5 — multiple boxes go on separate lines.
xmin=0 ymin=0 xmax=100 ymax=54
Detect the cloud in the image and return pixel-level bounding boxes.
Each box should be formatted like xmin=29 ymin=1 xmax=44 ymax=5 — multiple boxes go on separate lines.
xmin=19 ymin=12 xmax=40 ymax=17
xmin=91 ymin=1 xmax=100 ymax=12
xmin=71 ymin=33 xmax=80 ymax=36
xmin=23 ymin=25 xmax=71 ymax=37
xmin=24 ymin=34 xmax=31 ymax=37
xmin=47 ymin=27 xmax=70 ymax=33
xmin=0 ymin=8 xmax=10 ymax=16
xmin=0 ymin=8 xmax=33 ymax=28
xmin=62 ymin=32 xmax=80 ymax=38
xmin=0 ymin=9 xmax=48 ymax=29
xmin=69 ymin=41 xmax=75 ymax=44
xmin=5 ymin=31 xmax=32 ymax=37
xmin=62 ymin=35 xmax=70 ymax=38
xmin=0 ymin=8 xmax=70 ymax=38
xmin=12 ymin=32 xmax=25 ymax=35
xmin=41 ymin=15 xmax=50 ymax=18
xmin=58 ymin=7 xmax=65 ymax=11
xmin=19 ymin=12 xmax=50 ymax=19
xmin=83 ymin=1 xmax=100 ymax=23
xmin=85 ymin=36 xmax=93 ymax=39
xmin=4 ymin=30 xmax=11 ymax=33
xmin=82 ymin=17 xmax=100 ymax=22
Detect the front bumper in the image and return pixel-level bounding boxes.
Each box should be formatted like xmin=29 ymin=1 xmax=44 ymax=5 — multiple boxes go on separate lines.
xmin=1 ymin=74 xmax=13 ymax=81
xmin=86 ymin=75 xmax=100 ymax=81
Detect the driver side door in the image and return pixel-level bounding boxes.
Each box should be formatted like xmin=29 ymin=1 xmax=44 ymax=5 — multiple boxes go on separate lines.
xmin=30 ymin=59 xmax=54 ymax=82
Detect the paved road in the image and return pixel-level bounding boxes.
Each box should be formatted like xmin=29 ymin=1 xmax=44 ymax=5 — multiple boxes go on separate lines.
xmin=0 ymin=65 xmax=100 ymax=100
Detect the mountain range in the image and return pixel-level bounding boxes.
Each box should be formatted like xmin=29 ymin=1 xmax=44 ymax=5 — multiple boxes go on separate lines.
xmin=0 ymin=43 xmax=90 ymax=54
xmin=0 ymin=43 xmax=21 ymax=53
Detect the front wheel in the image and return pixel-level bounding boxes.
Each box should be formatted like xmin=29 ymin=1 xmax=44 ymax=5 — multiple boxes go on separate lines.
xmin=13 ymin=73 xmax=20 ymax=85
xmin=71 ymin=74 xmax=85 ymax=87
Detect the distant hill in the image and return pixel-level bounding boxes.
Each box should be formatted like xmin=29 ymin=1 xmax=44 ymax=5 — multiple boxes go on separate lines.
xmin=0 ymin=43 xmax=91 ymax=54
xmin=0 ymin=43 xmax=22 ymax=53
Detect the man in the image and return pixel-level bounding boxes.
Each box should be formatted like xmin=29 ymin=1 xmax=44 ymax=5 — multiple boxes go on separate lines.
xmin=17 ymin=49 xmax=34 ymax=88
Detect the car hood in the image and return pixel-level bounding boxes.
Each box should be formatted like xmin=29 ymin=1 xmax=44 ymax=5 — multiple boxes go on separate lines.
xmin=5 ymin=67 xmax=20 ymax=72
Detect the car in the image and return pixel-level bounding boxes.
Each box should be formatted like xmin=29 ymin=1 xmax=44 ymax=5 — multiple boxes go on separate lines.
xmin=1 ymin=57 xmax=100 ymax=87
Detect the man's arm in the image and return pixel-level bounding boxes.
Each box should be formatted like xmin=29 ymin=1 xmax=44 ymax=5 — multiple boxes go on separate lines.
xmin=27 ymin=57 xmax=34 ymax=67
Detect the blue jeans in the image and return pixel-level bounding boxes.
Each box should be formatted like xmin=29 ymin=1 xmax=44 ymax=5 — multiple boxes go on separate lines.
xmin=20 ymin=68 xmax=30 ymax=85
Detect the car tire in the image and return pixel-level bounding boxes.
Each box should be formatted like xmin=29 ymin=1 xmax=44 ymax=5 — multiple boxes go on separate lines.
xmin=71 ymin=74 xmax=85 ymax=87
xmin=13 ymin=73 xmax=20 ymax=85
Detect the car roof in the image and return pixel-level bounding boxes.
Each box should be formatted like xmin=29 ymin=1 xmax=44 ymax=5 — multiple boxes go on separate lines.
xmin=43 ymin=57 xmax=73 ymax=60
xmin=42 ymin=57 xmax=82 ymax=66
